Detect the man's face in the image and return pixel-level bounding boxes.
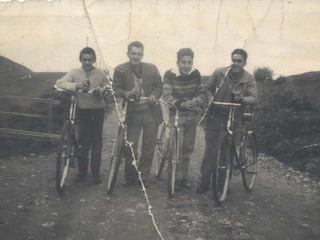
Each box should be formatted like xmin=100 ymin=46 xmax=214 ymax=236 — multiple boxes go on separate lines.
xmin=231 ymin=54 xmax=246 ymax=73
xmin=80 ymin=53 xmax=95 ymax=71
xmin=177 ymin=55 xmax=193 ymax=75
xmin=127 ymin=47 xmax=144 ymax=66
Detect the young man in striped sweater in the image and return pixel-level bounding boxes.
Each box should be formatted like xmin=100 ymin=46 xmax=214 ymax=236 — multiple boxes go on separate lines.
xmin=163 ymin=48 xmax=206 ymax=191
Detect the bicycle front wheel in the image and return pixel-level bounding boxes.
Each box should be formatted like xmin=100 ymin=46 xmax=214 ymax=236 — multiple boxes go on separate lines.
xmin=56 ymin=120 xmax=74 ymax=194
xmin=241 ymin=132 xmax=258 ymax=192
xmin=107 ymin=125 xmax=125 ymax=195
xmin=155 ymin=122 xmax=169 ymax=179
xmin=212 ymin=132 xmax=231 ymax=205
xmin=167 ymin=127 xmax=178 ymax=198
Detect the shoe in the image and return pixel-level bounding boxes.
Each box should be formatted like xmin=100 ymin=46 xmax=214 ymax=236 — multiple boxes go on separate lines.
xmin=92 ymin=174 xmax=101 ymax=185
xmin=195 ymin=184 xmax=209 ymax=194
xmin=174 ymin=180 xmax=182 ymax=192
xmin=137 ymin=179 xmax=149 ymax=188
xmin=181 ymin=179 xmax=192 ymax=189
xmin=74 ymin=174 xmax=87 ymax=183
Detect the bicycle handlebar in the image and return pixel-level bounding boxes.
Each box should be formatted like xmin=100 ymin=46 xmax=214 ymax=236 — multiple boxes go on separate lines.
xmin=212 ymin=101 xmax=241 ymax=107
xmin=54 ymin=84 xmax=113 ymax=95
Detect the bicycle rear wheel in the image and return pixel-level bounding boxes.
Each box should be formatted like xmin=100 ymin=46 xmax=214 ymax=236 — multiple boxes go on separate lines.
xmin=155 ymin=122 xmax=169 ymax=179
xmin=212 ymin=132 xmax=231 ymax=205
xmin=167 ymin=127 xmax=178 ymax=198
xmin=107 ymin=125 xmax=125 ymax=195
xmin=241 ymin=132 xmax=258 ymax=192
xmin=56 ymin=120 xmax=74 ymax=194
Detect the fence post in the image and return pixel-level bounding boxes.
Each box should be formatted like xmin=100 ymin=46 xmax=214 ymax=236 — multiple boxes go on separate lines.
xmin=48 ymin=98 xmax=53 ymax=134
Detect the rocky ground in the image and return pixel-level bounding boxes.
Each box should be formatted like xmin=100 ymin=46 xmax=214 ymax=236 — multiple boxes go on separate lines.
xmin=0 ymin=109 xmax=319 ymax=240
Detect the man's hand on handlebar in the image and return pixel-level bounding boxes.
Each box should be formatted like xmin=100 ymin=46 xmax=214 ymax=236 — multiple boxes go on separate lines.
xmin=148 ymin=95 xmax=157 ymax=105
xmin=92 ymin=87 xmax=104 ymax=97
xmin=181 ymin=100 xmax=197 ymax=110
xmin=126 ymin=89 xmax=140 ymax=101
xmin=233 ymin=92 xmax=246 ymax=104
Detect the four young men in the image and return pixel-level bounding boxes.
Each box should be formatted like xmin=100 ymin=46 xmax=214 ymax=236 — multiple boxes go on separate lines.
xmin=56 ymin=43 xmax=257 ymax=191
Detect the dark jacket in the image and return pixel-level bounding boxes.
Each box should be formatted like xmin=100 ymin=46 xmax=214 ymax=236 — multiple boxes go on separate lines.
xmin=205 ymin=67 xmax=258 ymax=116
xmin=113 ymin=62 xmax=163 ymax=125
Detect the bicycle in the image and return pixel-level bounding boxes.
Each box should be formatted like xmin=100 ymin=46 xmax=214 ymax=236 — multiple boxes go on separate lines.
xmin=153 ymin=100 xmax=180 ymax=198
xmin=107 ymin=95 xmax=154 ymax=195
xmin=55 ymin=86 xmax=79 ymax=194
xmin=211 ymin=101 xmax=258 ymax=205
xmin=154 ymin=121 xmax=169 ymax=179
xmin=55 ymin=85 xmax=111 ymax=194
xmin=107 ymin=100 xmax=129 ymax=195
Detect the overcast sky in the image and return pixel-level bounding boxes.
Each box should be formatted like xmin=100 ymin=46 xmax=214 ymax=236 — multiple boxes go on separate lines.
xmin=0 ymin=0 xmax=320 ymax=77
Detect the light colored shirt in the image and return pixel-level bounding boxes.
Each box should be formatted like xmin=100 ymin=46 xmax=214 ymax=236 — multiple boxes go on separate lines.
xmin=56 ymin=67 xmax=109 ymax=109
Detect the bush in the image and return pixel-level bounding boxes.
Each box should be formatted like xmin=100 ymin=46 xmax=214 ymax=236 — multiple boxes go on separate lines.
xmin=254 ymin=67 xmax=274 ymax=82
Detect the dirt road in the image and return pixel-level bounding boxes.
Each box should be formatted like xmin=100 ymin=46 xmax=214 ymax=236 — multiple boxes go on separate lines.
xmin=0 ymin=110 xmax=319 ymax=240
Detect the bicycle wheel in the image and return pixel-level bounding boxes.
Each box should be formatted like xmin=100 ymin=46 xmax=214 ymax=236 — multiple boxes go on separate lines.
xmin=241 ymin=132 xmax=258 ymax=192
xmin=56 ymin=120 xmax=74 ymax=194
xmin=212 ymin=132 xmax=231 ymax=205
xmin=107 ymin=125 xmax=125 ymax=195
xmin=155 ymin=122 xmax=169 ymax=179
xmin=167 ymin=127 xmax=178 ymax=198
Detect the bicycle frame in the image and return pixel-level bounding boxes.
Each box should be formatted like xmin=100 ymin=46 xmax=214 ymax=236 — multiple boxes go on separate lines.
xmin=158 ymin=100 xmax=180 ymax=166
xmin=211 ymin=101 xmax=257 ymax=204
xmin=213 ymin=101 xmax=244 ymax=173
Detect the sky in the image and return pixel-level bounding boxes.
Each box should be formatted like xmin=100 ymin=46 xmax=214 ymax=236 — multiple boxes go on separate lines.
xmin=0 ymin=0 xmax=320 ymax=77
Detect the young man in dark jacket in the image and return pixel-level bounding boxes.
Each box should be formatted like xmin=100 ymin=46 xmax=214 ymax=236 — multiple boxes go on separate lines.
xmin=196 ymin=48 xmax=258 ymax=193
xmin=113 ymin=41 xmax=163 ymax=187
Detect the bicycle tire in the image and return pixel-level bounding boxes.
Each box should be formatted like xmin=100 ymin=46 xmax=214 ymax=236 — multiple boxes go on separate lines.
xmin=212 ymin=131 xmax=231 ymax=205
xmin=107 ymin=125 xmax=125 ymax=195
xmin=155 ymin=122 xmax=169 ymax=179
xmin=241 ymin=132 xmax=258 ymax=192
xmin=167 ymin=127 xmax=178 ymax=198
xmin=56 ymin=120 xmax=74 ymax=194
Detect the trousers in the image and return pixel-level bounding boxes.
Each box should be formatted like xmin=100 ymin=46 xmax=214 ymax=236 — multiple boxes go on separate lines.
xmin=77 ymin=108 xmax=105 ymax=176
xmin=169 ymin=111 xmax=197 ymax=180
xmin=199 ymin=113 xmax=228 ymax=186
xmin=125 ymin=108 xmax=158 ymax=182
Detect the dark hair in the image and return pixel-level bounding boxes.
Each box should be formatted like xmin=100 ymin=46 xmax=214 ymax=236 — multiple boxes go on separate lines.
xmin=79 ymin=47 xmax=96 ymax=62
xmin=231 ymin=48 xmax=248 ymax=61
xmin=177 ymin=48 xmax=194 ymax=61
xmin=127 ymin=41 xmax=144 ymax=52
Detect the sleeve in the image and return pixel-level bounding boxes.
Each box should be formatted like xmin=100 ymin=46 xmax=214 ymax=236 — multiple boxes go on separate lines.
xmin=55 ymin=70 xmax=78 ymax=92
xmin=192 ymin=70 xmax=207 ymax=108
xmin=204 ymin=70 xmax=219 ymax=104
xmin=151 ymin=66 xmax=163 ymax=99
xmin=243 ymin=75 xmax=258 ymax=105
xmin=163 ymin=71 xmax=182 ymax=108
xmin=112 ymin=67 xmax=129 ymax=99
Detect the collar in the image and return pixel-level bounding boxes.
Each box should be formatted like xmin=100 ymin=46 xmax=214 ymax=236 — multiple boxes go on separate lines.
xmin=171 ymin=68 xmax=196 ymax=77
xmin=221 ymin=66 xmax=249 ymax=84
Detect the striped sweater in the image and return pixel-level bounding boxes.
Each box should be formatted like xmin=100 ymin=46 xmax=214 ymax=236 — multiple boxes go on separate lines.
xmin=163 ymin=68 xmax=205 ymax=111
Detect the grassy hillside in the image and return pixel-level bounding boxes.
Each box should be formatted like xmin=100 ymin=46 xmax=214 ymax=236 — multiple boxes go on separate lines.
xmin=0 ymin=57 xmax=67 ymax=156
xmin=255 ymin=72 xmax=320 ymax=177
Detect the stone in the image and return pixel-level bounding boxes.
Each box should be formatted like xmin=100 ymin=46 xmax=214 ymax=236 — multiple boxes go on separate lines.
xmin=235 ymin=222 xmax=245 ymax=228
